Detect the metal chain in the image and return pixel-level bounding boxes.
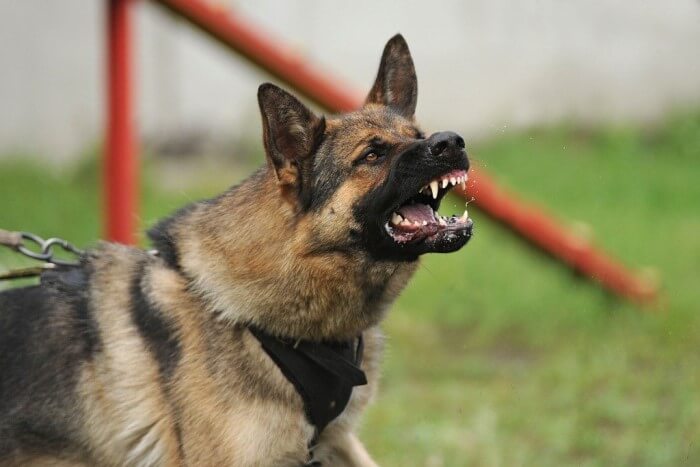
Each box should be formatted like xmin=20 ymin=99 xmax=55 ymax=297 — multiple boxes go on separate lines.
xmin=1 ymin=229 xmax=84 ymax=266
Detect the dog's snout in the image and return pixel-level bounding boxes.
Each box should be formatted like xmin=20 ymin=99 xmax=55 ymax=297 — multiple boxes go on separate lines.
xmin=428 ymin=131 xmax=465 ymax=156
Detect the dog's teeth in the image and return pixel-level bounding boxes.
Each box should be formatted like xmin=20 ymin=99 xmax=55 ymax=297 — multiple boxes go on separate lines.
xmin=391 ymin=213 xmax=403 ymax=225
xmin=430 ymin=181 xmax=439 ymax=199
xmin=422 ymin=220 xmax=428 ymax=226
xmin=400 ymin=219 xmax=411 ymax=226
xmin=441 ymin=179 xmax=449 ymax=189
xmin=460 ymin=209 xmax=469 ymax=222
xmin=450 ymin=177 xmax=457 ymax=186
xmin=460 ymin=181 xmax=466 ymax=190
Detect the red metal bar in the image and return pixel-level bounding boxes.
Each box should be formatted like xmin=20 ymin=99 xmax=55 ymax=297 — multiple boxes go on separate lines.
xmin=152 ymin=0 xmax=359 ymax=112
xmin=457 ymin=174 xmax=656 ymax=303
xmin=105 ymin=0 xmax=137 ymax=245
xmin=149 ymin=0 xmax=657 ymax=304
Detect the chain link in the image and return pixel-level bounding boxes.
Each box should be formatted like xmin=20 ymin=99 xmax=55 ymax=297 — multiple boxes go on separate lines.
xmin=14 ymin=231 xmax=84 ymax=266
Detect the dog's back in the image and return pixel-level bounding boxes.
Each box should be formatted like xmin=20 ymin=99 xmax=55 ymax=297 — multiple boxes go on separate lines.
xmin=0 ymin=267 xmax=95 ymax=463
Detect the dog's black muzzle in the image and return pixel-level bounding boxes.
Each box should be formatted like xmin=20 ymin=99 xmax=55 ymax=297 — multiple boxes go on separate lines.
xmin=356 ymin=130 xmax=473 ymax=261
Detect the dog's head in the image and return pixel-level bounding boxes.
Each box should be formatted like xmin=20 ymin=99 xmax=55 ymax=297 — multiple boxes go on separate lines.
xmin=258 ymin=34 xmax=472 ymax=262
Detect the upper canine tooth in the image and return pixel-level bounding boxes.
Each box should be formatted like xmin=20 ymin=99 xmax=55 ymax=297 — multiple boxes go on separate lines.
xmin=391 ymin=213 xmax=403 ymax=225
xmin=441 ymin=179 xmax=449 ymax=189
xmin=429 ymin=181 xmax=439 ymax=199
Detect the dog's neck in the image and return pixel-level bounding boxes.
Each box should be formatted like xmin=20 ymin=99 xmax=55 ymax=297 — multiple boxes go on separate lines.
xmin=149 ymin=167 xmax=417 ymax=341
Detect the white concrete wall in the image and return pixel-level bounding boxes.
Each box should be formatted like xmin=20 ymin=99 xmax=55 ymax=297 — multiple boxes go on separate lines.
xmin=1 ymin=0 xmax=699 ymax=161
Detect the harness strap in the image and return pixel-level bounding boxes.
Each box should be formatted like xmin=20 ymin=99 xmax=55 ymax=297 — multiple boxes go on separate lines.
xmin=249 ymin=326 xmax=366 ymax=437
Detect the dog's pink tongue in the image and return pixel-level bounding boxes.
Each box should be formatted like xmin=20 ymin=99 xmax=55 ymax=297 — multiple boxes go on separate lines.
xmin=397 ymin=203 xmax=434 ymax=224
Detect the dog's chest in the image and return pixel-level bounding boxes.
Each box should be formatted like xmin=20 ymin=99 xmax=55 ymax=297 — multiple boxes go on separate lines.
xmin=172 ymin=331 xmax=376 ymax=466
xmin=210 ymin=401 xmax=316 ymax=466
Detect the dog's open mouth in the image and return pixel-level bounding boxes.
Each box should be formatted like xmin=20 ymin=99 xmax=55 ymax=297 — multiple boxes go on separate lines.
xmin=384 ymin=169 xmax=473 ymax=244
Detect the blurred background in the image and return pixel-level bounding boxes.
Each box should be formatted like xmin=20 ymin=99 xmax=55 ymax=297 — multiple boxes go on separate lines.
xmin=1 ymin=1 xmax=699 ymax=465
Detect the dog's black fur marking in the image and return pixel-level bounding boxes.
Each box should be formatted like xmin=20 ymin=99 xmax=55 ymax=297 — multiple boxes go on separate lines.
xmin=147 ymin=203 xmax=202 ymax=272
xmin=308 ymin=128 xmax=349 ymax=212
xmin=41 ymin=265 xmax=101 ymax=358
xmin=128 ymin=263 xmax=181 ymax=380
xmin=0 ymin=267 xmax=97 ymax=460
xmin=123 ymin=260 xmax=187 ymax=458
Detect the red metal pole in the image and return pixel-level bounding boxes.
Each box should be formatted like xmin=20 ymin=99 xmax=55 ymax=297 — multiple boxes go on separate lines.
xmin=456 ymin=175 xmax=657 ymax=303
xmin=152 ymin=0 xmax=359 ymax=112
xmin=149 ymin=0 xmax=657 ymax=304
xmin=105 ymin=0 xmax=137 ymax=245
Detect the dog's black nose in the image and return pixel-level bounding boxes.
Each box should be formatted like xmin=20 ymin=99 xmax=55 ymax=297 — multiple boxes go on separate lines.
xmin=427 ymin=131 xmax=465 ymax=156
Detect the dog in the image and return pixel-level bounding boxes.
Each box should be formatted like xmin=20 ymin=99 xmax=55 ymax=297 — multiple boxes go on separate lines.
xmin=0 ymin=34 xmax=472 ymax=466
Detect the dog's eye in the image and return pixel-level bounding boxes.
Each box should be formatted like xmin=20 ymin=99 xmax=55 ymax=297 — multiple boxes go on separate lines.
xmin=356 ymin=148 xmax=384 ymax=165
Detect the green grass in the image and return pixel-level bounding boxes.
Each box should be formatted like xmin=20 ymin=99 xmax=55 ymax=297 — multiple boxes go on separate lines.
xmin=1 ymin=110 xmax=699 ymax=466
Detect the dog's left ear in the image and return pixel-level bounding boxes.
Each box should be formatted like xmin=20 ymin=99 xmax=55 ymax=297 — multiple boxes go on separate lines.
xmin=258 ymin=83 xmax=325 ymax=199
xmin=366 ymin=34 xmax=418 ymax=119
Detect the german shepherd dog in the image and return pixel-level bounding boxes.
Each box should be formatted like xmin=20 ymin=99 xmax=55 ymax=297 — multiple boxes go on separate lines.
xmin=0 ymin=35 xmax=472 ymax=466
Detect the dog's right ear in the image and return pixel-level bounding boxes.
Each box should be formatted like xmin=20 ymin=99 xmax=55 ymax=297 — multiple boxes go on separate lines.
xmin=258 ymin=83 xmax=325 ymax=197
xmin=365 ymin=34 xmax=418 ymax=119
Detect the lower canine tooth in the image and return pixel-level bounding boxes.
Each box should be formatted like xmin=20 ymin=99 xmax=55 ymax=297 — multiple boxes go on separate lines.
xmin=460 ymin=209 xmax=469 ymax=221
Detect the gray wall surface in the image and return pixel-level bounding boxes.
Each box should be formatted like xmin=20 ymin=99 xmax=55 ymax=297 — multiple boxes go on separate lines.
xmin=1 ymin=0 xmax=699 ymax=161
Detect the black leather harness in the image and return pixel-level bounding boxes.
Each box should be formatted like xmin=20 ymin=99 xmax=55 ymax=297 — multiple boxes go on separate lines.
xmin=249 ymin=326 xmax=367 ymax=434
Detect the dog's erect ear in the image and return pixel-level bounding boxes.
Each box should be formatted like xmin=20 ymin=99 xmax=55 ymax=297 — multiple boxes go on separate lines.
xmin=365 ymin=34 xmax=418 ymax=119
xmin=258 ymin=83 xmax=325 ymax=193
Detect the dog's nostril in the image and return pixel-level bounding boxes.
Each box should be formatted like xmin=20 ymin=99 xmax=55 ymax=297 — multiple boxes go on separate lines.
xmin=455 ymin=136 xmax=465 ymax=149
xmin=431 ymin=140 xmax=448 ymax=155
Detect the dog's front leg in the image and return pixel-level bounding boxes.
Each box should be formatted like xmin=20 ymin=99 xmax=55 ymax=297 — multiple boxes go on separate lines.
xmin=314 ymin=431 xmax=379 ymax=467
